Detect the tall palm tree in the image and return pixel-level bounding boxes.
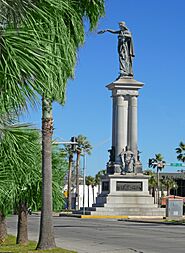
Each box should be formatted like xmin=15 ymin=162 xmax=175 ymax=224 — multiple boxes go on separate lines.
xmin=148 ymin=153 xmax=165 ymax=206
xmin=75 ymin=135 xmax=92 ymax=210
xmin=0 ymin=4 xmax=69 ymax=248
xmin=176 ymin=142 xmax=185 ymax=162
xmin=64 ymin=144 xmax=75 ymax=210
xmin=1 ymin=0 xmax=105 ymax=249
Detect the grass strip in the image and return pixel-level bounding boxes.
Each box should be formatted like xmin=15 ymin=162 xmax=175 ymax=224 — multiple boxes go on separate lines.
xmin=0 ymin=235 xmax=77 ymax=253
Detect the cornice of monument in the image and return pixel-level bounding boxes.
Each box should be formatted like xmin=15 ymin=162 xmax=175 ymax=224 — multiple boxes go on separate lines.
xmin=106 ymin=76 xmax=144 ymax=91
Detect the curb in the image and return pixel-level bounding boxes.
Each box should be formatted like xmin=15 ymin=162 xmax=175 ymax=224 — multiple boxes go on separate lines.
xmin=118 ymin=218 xmax=185 ymax=225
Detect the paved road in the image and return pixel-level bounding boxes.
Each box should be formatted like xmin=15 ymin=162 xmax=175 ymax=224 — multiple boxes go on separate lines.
xmin=7 ymin=215 xmax=185 ymax=253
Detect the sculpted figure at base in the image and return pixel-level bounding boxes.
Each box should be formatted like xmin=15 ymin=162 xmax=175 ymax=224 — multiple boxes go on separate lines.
xmin=120 ymin=147 xmax=135 ymax=173
xmin=98 ymin=21 xmax=134 ymax=77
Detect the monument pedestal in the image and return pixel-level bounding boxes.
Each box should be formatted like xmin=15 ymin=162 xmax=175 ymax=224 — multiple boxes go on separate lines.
xmin=90 ymin=174 xmax=165 ymax=217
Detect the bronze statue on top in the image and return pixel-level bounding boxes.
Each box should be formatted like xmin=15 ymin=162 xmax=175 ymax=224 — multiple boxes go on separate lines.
xmin=98 ymin=21 xmax=134 ymax=78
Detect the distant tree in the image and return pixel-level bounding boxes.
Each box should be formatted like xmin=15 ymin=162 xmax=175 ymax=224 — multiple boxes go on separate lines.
xmin=52 ymin=147 xmax=68 ymax=211
xmin=176 ymin=142 xmax=185 ymax=162
xmin=75 ymin=135 xmax=92 ymax=210
xmin=95 ymin=169 xmax=106 ymax=194
xmin=148 ymin=155 xmax=166 ymax=205
xmin=149 ymin=154 xmax=165 ymax=167
xmin=148 ymin=174 xmax=157 ymax=203
xmin=162 ymin=176 xmax=177 ymax=196
xmin=148 ymin=153 xmax=166 ymax=175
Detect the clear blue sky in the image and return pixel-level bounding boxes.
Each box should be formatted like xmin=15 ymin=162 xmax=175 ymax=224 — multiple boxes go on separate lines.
xmin=21 ymin=0 xmax=185 ymax=175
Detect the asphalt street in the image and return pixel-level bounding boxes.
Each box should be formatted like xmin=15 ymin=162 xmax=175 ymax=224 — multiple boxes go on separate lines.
xmin=6 ymin=215 xmax=185 ymax=253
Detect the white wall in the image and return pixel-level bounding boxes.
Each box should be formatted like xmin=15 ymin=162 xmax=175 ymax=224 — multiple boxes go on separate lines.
xmin=63 ymin=184 xmax=100 ymax=208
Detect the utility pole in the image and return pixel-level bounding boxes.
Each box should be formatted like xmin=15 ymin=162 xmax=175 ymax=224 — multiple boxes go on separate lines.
xmin=53 ymin=137 xmax=77 ymax=210
xmin=82 ymin=150 xmax=86 ymax=215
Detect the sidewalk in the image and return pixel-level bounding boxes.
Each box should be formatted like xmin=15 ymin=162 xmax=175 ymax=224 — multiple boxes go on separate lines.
xmin=59 ymin=211 xmax=185 ymax=225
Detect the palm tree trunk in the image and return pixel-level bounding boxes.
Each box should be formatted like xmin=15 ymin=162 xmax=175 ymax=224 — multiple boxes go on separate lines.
xmin=167 ymin=187 xmax=170 ymax=196
xmin=16 ymin=202 xmax=28 ymax=245
xmin=88 ymin=186 xmax=90 ymax=207
xmin=68 ymin=154 xmax=73 ymax=210
xmin=0 ymin=212 xmax=7 ymax=243
xmin=149 ymin=187 xmax=152 ymax=195
xmin=75 ymin=151 xmax=80 ymax=210
xmin=152 ymin=187 xmax=156 ymax=204
xmin=92 ymin=186 xmax=95 ymax=204
xmin=37 ymin=96 xmax=56 ymax=250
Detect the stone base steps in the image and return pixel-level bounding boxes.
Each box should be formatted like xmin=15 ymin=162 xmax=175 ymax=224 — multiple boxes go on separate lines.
xmin=93 ymin=203 xmax=158 ymax=208
xmin=96 ymin=195 xmax=156 ymax=205
xmin=90 ymin=210 xmax=165 ymax=216
xmin=74 ymin=206 xmax=165 ymax=217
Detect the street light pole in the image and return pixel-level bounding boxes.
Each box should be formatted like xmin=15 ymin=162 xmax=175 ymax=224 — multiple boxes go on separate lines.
xmin=83 ymin=151 xmax=86 ymax=215
xmin=53 ymin=138 xmax=78 ymax=210
xmin=157 ymin=167 xmax=160 ymax=207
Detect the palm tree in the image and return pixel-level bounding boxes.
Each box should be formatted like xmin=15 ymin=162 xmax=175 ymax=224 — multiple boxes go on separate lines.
xmin=0 ymin=177 xmax=15 ymax=242
xmin=148 ymin=153 xmax=165 ymax=206
xmin=64 ymin=144 xmax=75 ymax=210
xmin=176 ymin=142 xmax=185 ymax=162
xmin=163 ymin=176 xmax=177 ymax=196
xmin=0 ymin=111 xmax=68 ymax=244
xmin=0 ymin=1 xmax=59 ymax=112
xmin=1 ymin=0 xmax=105 ymax=249
xmin=1 ymin=3 xmax=67 ymax=248
xmin=0 ymin=111 xmax=41 ymax=245
xmin=91 ymin=177 xmax=96 ymax=204
xmin=149 ymin=175 xmax=157 ymax=203
xmin=75 ymin=135 xmax=92 ymax=210
xmin=51 ymin=147 xmax=68 ymax=211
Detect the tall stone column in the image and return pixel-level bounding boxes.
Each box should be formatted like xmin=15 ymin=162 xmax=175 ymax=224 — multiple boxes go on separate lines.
xmin=112 ymin=96 xmax=116 ymax=150
xmin=115 ymin=95 xmax=127 ymax=164
xmin=106 ymin=77 xmax=144 ymax=174
xmin=129 ymin=95 xmax=138 ymax=161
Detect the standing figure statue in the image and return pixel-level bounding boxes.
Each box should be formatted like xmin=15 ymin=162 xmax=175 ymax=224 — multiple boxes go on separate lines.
xmin=98 ymin=21 xmax=134 ymax=77
xmin=124 ymin=148 xmax=135 ymax=173
xmin=120 ymin=147 xmax=135 ymax=174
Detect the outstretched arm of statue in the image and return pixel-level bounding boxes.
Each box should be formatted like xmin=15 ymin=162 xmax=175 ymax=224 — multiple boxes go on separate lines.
xmin=97 ymin=29 xmax=119 ymax=34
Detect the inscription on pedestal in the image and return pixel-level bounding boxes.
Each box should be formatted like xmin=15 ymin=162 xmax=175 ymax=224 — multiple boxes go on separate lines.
xmin=116 ymin=181 xmax=142 ymax=191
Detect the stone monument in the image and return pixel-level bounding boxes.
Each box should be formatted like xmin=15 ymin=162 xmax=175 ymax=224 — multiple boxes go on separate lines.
xmin=87 ymin=22 xmax=165 ymax=217
xmin=98 ymin=21 xmax=143 ymax=175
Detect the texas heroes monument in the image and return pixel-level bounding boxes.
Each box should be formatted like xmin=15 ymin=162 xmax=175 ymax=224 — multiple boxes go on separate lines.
xmin=84 ymin=22 xmax=165 ymax=217
xmin=98 ymin=21 xmax=143 ymax=175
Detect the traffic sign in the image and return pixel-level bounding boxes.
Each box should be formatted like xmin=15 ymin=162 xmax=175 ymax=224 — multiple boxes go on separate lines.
xmin=170 ymin=163 xmax=184 ymax=167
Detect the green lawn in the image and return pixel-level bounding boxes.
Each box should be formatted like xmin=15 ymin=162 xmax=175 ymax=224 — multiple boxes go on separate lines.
xmin=0 ymin=235 xmax=77 ymax=253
